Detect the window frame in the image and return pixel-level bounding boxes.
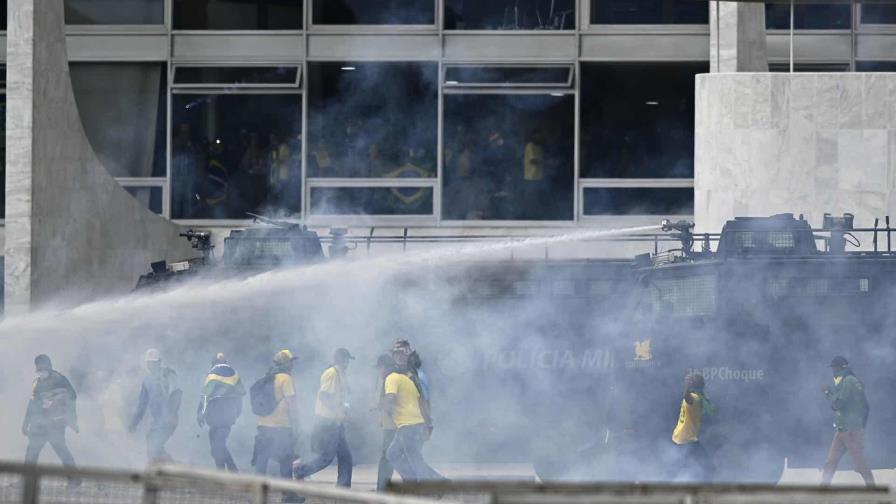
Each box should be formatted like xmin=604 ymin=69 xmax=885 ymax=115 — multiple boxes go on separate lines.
xmin=171 ymin=63 xmax=302 ymax=89
xmin=578 ymin=178 xmax=694 ymax=220
xmin=308 ymin=0 xmax=439 ymax=30
xmin=442 ymin=63 xmax=575 ymax=89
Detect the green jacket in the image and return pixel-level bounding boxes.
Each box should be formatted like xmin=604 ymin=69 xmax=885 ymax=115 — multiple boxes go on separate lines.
xmin=827 ymin=374 xmax=868 ymax=431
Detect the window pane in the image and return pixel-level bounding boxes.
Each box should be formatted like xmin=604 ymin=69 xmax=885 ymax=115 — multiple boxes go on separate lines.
xmin=124 ymin=187 xmax=164 ymax=215
xmin=444 ymin=66 xmax=572 ymax=86
xmin=65 ymin=0 xmax=163 ymax=24
xmin=768 ymin=63 xmax=849 ymax=72
xmin=171 ymin=94 xmax=302 ymax=219
xmin=591 ymin=0 xmax=707 ymax=24
xmin=310 ymin=187 xmax=433 ymax=215
xmin=581 ymin=63 xmax=706 ymax=178
xmin=856 ymin=61 xmax=896 ymax=71
xmin=443 ymin=94 xmax=574 ymax=221
xmin=174 ymin=66 xmax=299 ymax=86
xmin=583 ymin=188 xmax=693 ymax=215
xmin=862 ymin=3 xmax=896 ymax=23
xmin=765 ymin=3 xmax=850 ymax=29
xmin=445 ymin=0 xmax=575 ymax=29
xmin=173 ymin=0 xmax=302 ymax=30
xmin=314 ymin=0 xmax=434 ymax=24
xmin=308 ymin=62 xmax=437 ymax=178
xmin=70 ymin=63 xmax=167 ymax=178
xmin=0 ymin=91 xmax=5 ymax=219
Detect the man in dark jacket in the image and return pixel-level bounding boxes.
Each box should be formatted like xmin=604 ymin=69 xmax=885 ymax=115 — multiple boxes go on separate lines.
xmin=129 ymin=349 xmax=182 ymax=463
xmin=23 ymin=355 xmax=78 ymax=475
xmin=821 ymin=356 xmax=874 ymax=486
xmin=197 ymin=353 xmax=245 ymax=471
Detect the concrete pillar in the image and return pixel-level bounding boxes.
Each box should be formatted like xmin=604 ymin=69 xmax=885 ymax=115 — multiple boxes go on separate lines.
xmin=5 ymin=0 xmax=195 ymax=313
xmin=710 ymin=2 xmax=769 ymax=73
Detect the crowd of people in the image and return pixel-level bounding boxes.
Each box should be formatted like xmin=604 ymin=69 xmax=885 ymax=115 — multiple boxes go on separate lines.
xmin=22 ymin=348 xmax=876 ymax=491
xmin=22 ymin=339 xmax=442 ymax=498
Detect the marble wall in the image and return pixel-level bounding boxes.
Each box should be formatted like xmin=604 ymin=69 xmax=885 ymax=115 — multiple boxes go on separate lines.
xmin=710 ymin=2 xmax=768 ymax=73
xmin=5 ymin=0 xmax=195 ymax=313
xmin=695 ymin=73 xmax=896 ymax=233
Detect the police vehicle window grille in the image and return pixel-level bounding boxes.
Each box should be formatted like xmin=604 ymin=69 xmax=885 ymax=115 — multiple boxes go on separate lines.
xmin=513 ymin=281 xmax=538 ymax=296
xmin=553 ymin=279 xmax=577 ymax=297
xmin=766 ymin=277 xmax=871 ymax=298
xmin=735 ymin=231 xmax=795 ymax=251
xmin=651 ymin=274 xmax=716 ymax=316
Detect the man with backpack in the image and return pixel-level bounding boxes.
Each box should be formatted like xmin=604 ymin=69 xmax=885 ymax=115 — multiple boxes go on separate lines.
xmin=23 ymin=354 xmax=79 ymax=480
xmin=293 ymin=348 xmax=354 ymax=487
xmin=251 ymin=349 xmax=299 ymax=480
xmin=197 ymin=353 xmax=245 ymax=472
xmin=821 ymin=356 xmax=874 ymax=486
xmin=129 ymin=349 xmax=182 ymax=463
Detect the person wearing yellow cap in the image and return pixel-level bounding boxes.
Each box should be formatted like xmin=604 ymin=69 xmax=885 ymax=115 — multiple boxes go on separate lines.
xmin=129 ymin=349 xmax=182 ymax=463
xmin=251 ymin=349 xmax=299 ymax=483
xmin=197 ymin=353 xmax=245 ymax=472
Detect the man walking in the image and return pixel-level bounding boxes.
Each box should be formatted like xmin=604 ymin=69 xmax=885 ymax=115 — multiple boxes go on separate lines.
xmin=821 ymin=356 xmax=874 ymax=486
xmin=672 ymin=372 xmax=715 ymax=482
xmin=252 ymin=349 xmax=299 ymax=479
xmin=293 ymin=348 xmax=354 ymax=487
xmin=198 ymin=353 xmax=245 ymax=471
xmin=129 ymin=349 xmax=182 ymax=463
xmin=23 ymin=355 xmax=79 ymax=479
xmin=384 ymin=345 xmax=442 ymax=482
xmin=374 ymin=354 xmax=397 ymax=491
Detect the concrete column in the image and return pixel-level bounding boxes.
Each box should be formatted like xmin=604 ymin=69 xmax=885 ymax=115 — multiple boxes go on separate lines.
xmin=5 ymin=0 xmax=195 ymax=313
xmin=710 ymin=2 xmax=769 ymax=73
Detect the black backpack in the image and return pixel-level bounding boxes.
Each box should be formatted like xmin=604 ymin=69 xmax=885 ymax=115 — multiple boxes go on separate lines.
xmin=249 ymin=373 xmax=278 ymax=416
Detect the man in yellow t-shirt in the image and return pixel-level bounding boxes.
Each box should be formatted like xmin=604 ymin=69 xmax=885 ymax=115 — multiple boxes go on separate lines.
xmin=384 ymin=345 xmax=442 ymax=482
xmin=253 ymin=350 xmax=298 ymax=481
xmin=671 ymin=373 xmax=714 ymax=482
xmin=293 ymin=348 xmax=354 ymax=488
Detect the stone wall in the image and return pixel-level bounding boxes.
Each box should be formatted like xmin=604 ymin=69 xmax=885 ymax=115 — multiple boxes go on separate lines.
xmin=695 ymin=72 xmax=896 ymax=233
xmin=5 ymin=0 xmax=195 ymax=313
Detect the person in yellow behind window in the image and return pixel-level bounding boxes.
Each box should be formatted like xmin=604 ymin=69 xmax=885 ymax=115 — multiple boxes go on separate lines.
xmin=293 ymin=348 xmax=354 ymax=488
xmin=672 ymin=372 xmax=715 ymax=482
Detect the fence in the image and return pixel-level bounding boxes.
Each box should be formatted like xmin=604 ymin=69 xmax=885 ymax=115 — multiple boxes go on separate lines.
xmin=389 ymin=481 xmax=894 ymax=504
xmin=0 ymin=461 xmax=443 ymax=504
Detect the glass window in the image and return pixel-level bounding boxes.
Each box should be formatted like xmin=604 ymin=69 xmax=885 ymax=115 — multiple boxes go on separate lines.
xmin=173 ymin=0 xmax=302 ymax=30
xmin=444 ymin=65 xmax=573 ymax=87
xmin=765 ymin=3 xmax=850 ymax=29
xmin=314 ymin=0 xmax=434 ymax=24
xmin=862 ymin=3 xmax=896 ymax=23
xmin=443 ymin=93 xmax=574 ymax=221
xmin=70 ymin=63 xmax=167 ymax=179
xmin=171 ymin=94 xmax=302 ymax=219
xmin=580 ymin=62 xmax=707 ymax=178
xmin=124 ymin=187 xmax=164 ymax=214
xmin=445 ymin=0 xmax=575 ymax=29
xmin=307 ymin=62 xmax=438 ymax=178
xmin=65 ymin=0 xmax=164 ymax=24
xmin=591 ymin=0 xmax=707 ymax=24
xmin=173 ymin=66 xmax=300 ymax=86
xmin=0 ymin=88 xmax=5 ymax=219
xmin=768 ymin=63 xmax=849 ymax=72
xmin=310 ymin=187 xmax=433 ymax=215
xmin=856 ymin=61 xmax=896 ymax=71
xmin=583 ymin=187 xmax=693 ymax=215
xmin=1 ymin=1 xmax=7 ymax=31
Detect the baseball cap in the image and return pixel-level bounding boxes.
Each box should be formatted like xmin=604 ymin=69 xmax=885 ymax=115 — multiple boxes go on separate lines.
xmin=145 ymin=349 xmax=161 ymax=362
xmin=274 ymin=349 xmax=298 ymax=365
xmin=392 ymin=339 xmax=412 ymax=355
xmin=830 ymin=356 xmax=849 ymax=368
xmin=335 ymin=348 xmax=355 ymax=361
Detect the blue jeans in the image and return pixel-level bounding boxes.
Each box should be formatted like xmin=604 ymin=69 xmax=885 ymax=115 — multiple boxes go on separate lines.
xmin=386 ymin=424 xmax=441 ymax=482
xmin=294 ymin=419 xmax=352 ymax=487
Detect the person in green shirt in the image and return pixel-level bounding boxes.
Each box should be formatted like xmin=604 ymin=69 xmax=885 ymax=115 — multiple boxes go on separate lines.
xmin=821 ymin=356 xmax=874 ymax=486
xmin=23 ymin=354 xmax=78 ymax=472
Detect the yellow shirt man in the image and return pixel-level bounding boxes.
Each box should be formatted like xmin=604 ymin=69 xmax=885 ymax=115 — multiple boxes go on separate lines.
xmin=315 ymin=366 xmax=345 ymax=420
xmin=523 ymin=142 xmax=544 ymax=181
xmin=384 ymin=372 xmax=425 ymax=428
xmin=258 ymin=373 xmax=295 ymax=428
xmin=672 ymin=392 xmax=702 ymax=444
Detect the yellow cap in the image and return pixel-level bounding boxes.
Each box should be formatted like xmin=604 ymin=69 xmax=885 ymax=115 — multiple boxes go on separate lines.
xmin=273 ymin=349 xmax=297 ymax=365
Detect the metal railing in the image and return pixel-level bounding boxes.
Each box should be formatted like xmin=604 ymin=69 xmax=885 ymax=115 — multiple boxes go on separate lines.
xmin=390 ymin=480 xmax=894 ymax=504
xmin=0 ymin=461 xmax=444 ymax=504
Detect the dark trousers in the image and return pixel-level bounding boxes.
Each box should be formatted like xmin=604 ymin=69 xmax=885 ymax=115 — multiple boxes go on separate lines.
xmin=386 ymin=424 xmax=441 ymax=483
xmin=294 ymin=420 xmax=352 ymax=487
xmin=209 ymin=425 xmax=237 ymax=471
xmin=253 ymin=426 xmax=295 ymax=479
xmin=25 ymin=425 xmax=76 ymax=468
xmin=822 ymin=428 xmax=875 ymax=486
xmin=147 ymin=424 xmax=176 ymax=463
xmin=676 ymin=441 xmax=714 ymax=482
xmin=376 ymin=429 xmax=396 ymax=491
